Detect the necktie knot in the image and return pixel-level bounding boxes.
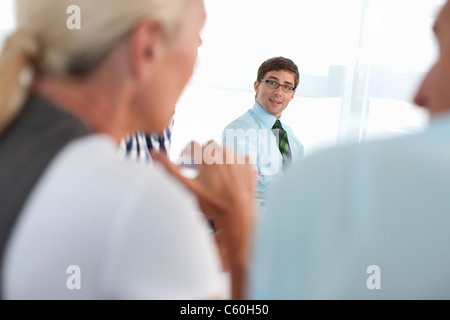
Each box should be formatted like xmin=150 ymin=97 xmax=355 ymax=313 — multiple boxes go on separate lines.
xmin=272 ymin=119 xmax=282 ymax=130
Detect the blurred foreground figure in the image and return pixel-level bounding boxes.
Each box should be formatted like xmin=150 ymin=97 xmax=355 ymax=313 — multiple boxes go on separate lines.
xmin=249 ymin=1 xmax=450 ymax=299
xmin=0 ymin=0 xmax=255 ymax=300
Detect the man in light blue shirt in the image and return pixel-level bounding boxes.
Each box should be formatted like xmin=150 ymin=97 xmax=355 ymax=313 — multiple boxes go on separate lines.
xmin=248 ymin=1 xmax=450 ymax=299
xmin=222 ymin=57 xmax=303 ymax=207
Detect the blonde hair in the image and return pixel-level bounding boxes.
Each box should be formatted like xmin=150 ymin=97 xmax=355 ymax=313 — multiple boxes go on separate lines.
xmin=0 ymin=0 xmax=188 ymax=137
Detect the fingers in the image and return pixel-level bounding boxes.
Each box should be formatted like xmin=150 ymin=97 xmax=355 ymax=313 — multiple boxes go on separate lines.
xmin=151 ymin=150 xmax=229 ymax=212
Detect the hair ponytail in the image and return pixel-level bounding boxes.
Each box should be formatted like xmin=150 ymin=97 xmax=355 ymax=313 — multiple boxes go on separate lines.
xmin=0 ymin=0 xmax=189 ymax=138
xmin=0 ymin=30 xmax=37 ymax=137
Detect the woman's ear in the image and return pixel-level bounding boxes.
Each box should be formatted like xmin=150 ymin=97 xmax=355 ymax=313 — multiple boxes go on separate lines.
xmin=129 ymin=19 xmax=163 ymax=80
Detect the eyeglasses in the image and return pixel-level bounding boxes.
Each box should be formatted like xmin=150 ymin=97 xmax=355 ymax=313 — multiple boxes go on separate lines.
xmin=260 ymin=79 xmax=295 ymax=93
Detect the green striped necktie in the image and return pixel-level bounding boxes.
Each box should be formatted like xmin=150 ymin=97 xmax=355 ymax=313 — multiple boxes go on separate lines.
xmin=272 ymin=119 xmax=292 ymax=167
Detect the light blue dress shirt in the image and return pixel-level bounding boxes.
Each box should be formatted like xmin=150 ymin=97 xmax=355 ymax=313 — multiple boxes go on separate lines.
xmin=222 ymin=102 xmax=303 ymax=207
xmin=248 ymin=113 xmax=450 ymax=299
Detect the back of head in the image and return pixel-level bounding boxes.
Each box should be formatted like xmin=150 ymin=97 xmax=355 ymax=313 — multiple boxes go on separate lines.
xmin=257 ymin=56 xmax=300 ymax=89
xmin=0 ymin=0 xmax=188 ymax=137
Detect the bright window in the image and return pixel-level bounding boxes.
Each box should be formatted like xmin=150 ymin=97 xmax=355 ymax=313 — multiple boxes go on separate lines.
xmin=171 ymin=0 xmax=443 ymax=159
xmin=0 ymin=0 xmax=443 ymax=159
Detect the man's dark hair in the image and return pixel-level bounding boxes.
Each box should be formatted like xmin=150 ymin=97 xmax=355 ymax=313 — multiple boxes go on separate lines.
xmin=257 ymin=56 xmax=300 ymax=89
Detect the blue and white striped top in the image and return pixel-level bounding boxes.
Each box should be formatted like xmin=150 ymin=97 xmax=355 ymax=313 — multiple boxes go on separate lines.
xmin=119 ymin=118 xmax=173 ymax=163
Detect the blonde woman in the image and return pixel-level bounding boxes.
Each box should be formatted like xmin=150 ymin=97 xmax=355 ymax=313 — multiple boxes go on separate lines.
xmin=0 ymin=0 xmax=255 ymax=300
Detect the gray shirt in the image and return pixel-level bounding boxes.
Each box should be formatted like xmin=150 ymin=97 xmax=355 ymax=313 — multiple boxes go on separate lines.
xmin=0 ymin=95 xmax=90 ymax=298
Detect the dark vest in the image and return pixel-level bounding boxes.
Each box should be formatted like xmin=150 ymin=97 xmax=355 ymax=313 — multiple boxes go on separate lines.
xmin=0 ymin=95 xmax=91 ymax=299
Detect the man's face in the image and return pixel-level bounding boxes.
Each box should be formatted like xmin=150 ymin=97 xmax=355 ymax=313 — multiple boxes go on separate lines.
xmin=254 ymin=70 xmax=295 ymax=119
xmin=414 ymin=1 xmax=450 ymax=117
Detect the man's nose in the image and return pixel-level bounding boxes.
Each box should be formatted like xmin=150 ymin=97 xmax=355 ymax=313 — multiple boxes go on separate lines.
xmin=274 ymin=86 xmax=283 ymax=95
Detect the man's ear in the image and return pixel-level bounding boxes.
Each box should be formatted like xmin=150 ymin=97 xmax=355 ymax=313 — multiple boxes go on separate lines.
xmin=254 ymin=80 xmax=260 ymax=94
xmin=254 ymin=81 xmax=260 ymax=99
xmin=129 ymin=19 xmax=163 ymax=80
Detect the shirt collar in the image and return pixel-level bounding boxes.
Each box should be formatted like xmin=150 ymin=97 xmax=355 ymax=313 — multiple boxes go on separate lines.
xmin=251 ymin=102 xmax=282 ymax=130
